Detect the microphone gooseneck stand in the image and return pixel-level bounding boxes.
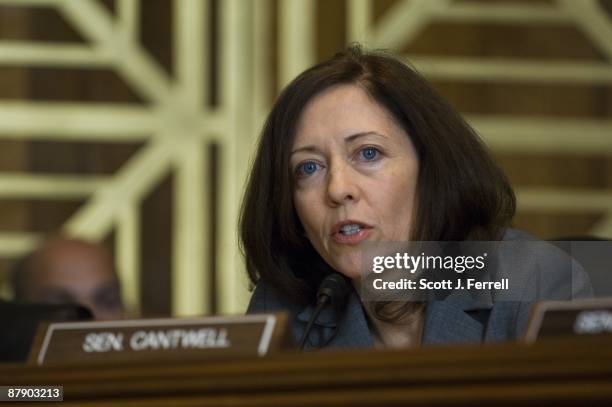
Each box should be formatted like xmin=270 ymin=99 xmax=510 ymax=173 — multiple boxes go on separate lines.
xmin=298 ymin=273 xmax=350 ymax=350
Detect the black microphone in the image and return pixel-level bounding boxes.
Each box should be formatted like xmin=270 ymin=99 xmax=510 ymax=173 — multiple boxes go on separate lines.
xmin=298 ymin=273 xmax=350 ymax=350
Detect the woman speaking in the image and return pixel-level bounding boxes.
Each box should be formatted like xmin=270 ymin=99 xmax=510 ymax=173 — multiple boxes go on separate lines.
xmin=240 ymin=45 xmax=590 ymax=350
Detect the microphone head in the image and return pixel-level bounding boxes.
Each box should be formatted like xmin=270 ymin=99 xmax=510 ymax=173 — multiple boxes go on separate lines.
xmin=317 ymin=273 xmax=351 ymax=305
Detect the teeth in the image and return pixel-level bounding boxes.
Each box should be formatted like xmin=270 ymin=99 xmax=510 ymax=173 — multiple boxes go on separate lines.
xmin=340 ymin=224 xmax=362 ymax=235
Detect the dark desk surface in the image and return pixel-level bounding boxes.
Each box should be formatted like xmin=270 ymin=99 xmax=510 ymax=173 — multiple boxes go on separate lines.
xmin=1 ymin=335 xmax=612 ymax=406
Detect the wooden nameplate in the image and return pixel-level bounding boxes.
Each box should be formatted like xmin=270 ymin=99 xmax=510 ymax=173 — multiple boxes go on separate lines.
xmin=523 ymin=298 xmax=612 ymax=343
xmin=28 ymin=313 xmax=292 ymax=366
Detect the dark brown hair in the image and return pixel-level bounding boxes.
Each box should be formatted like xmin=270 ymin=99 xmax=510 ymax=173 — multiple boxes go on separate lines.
xmin=240 ymin=45 xmax=515 ymax=305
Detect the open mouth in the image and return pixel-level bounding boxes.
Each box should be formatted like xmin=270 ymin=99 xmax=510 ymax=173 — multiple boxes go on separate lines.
xmin=339 ymin=224 xmax=363 ymax=236
xmin=331 ymin=221 xmax=372 ymax=244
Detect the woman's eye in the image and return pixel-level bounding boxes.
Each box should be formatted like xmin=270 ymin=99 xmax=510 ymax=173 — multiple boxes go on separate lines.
xmin=296 ymin=161 xmax=320 ymax=177
xmin=360 ymin=147 xmax=380 ymax=161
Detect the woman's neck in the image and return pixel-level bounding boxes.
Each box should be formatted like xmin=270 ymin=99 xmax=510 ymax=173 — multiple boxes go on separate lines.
xmin=361 ymin=301 xmax=425 ymax=349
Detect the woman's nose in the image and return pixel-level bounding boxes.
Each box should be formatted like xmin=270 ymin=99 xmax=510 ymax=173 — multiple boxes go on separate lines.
xmin=326 ymin=163 xmax=360 ymax=206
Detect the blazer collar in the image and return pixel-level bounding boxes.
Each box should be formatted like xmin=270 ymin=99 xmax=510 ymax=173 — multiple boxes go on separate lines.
xmin=422 ymin=287 xmax=494 ymax=344
xmin=296 ymin=286 xmax=494 ymax=347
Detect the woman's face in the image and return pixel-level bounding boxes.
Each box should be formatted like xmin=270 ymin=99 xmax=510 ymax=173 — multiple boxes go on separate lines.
xmin=291 ymin=84 xmax=419 ymax=280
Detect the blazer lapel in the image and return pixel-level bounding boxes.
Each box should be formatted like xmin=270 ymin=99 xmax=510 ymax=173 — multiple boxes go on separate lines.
xmin=422 ymin=290 xmax=493 ymax=345
xmin=296 ymin=288 xmax=494 ymax=348
xmin=296 ymin=289 xmax=374 ymax=349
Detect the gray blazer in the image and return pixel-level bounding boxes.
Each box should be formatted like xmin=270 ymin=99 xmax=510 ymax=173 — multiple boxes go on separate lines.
xmin=247 ymin=229 xmax=593 ymax=349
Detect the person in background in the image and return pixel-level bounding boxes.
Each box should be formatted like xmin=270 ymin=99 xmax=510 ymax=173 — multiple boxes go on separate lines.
xmin=11 ymin=237 xmax=125 ymax=321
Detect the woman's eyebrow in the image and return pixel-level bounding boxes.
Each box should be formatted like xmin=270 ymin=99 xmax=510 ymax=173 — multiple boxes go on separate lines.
xmin=290 ymin=145 xmax=320 ymax=156
xmin=345 ymin=131 xmax=386 ymax=143
xmin=291 ymin=132 xmax=386 ymax=156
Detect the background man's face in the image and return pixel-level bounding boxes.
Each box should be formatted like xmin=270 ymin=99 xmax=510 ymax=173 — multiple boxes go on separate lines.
xmin=23 ymin=240 xmax=124 ymax=321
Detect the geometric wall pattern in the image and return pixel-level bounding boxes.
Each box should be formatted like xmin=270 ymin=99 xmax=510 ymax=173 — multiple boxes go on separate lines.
xmin=0 ymin=0 xmax=254 ymax=316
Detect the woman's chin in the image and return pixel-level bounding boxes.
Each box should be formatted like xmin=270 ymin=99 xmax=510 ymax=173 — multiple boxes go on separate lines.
xmin=331 ymin=259 xmax=366 ymax=281
xmin=320 ymin=247 xmax=368 ymax=280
